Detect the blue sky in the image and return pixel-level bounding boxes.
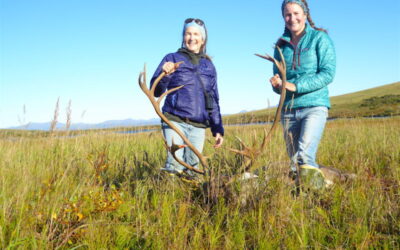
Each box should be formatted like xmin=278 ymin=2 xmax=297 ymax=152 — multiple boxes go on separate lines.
xmin=1 ymin=0 xmax=399 ymax=128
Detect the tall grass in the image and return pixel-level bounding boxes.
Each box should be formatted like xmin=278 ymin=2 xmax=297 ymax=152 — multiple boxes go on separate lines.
xmin=0 ymin=118 xmax=399 ymax=249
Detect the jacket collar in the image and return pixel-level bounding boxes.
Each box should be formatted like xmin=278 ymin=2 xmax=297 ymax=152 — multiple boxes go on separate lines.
xmin=177 ymin=48 xmax=206 ymax=65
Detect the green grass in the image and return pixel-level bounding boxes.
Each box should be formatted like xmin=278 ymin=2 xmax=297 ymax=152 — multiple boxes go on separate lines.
xmin=1 ymin=117 xmax=399 ymax=249
xmin=223 ymin=81 xmax=400 ymax=125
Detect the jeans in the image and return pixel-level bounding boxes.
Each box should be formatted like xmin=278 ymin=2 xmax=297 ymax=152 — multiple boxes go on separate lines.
xmin=161 ymin=121 xmax=205 ymax=174
xmin=281 ymin=106 xmax=328 ymax=171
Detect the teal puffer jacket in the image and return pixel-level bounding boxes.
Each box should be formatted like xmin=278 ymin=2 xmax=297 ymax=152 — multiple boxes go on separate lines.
xmin=272 ymin=24 xmax=336 ymax=109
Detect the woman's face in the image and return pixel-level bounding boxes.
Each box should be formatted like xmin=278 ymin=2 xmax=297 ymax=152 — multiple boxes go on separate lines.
xmin=184 ymin=26 xmax=204 ymax=53
xmin=283 ymin=3 xmax=307 ymax=37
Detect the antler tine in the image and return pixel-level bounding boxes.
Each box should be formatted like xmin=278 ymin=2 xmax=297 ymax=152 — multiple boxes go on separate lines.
xmin=228 ymin=136 xmax=254 ymax=158
xmin=230 ymin=134 xmax=260 ymax=170
xmin=150 ymin=61 xmax=184 ymax=95
xmin=169 ymin=138 xmax=205 ymax=175
xmin=138 ymin=65 xmax=147 ymax=93
xmin=276 ymin=46 xmax=287 ymax=78
xmin=254 ymin=53 xmax=275 ymax=63
xmin=143 ymin=64 xmax=147 ymax=89
xmin=229 ymin=148 xmax=253 ymax=159
xmin=161 ymin=136 xmax=204 ymax=174
xmin=150 ymin=72 xmax=166 ymax=96
xmin=138 ymin=62 xmax=209 ymax=174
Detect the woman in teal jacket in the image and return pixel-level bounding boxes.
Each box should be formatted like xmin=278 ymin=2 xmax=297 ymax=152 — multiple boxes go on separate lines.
xmin=270 ymin=0 xmax=336 ymax=182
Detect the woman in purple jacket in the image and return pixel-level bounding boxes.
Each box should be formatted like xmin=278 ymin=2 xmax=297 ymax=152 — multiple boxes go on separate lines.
xmin=150 ymin=18 xmax=224 ymax=177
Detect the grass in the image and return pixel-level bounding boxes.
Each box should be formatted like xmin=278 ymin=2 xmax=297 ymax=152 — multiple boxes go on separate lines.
xmin=1 ymin=117 xmax=399 ymax=249
xmin=223 ymin=81 xmax=400 ymax=124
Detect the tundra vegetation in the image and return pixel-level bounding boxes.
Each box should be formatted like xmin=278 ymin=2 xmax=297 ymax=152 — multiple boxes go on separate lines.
xmin=1 ymin=81 xmax=399 ymax=249
xmin=1 ymin=116 xmax=399 ymax=249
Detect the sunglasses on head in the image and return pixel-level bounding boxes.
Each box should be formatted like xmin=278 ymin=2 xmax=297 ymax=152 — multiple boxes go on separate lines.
xmin=184 ymin=18 xmax=204 ymax=26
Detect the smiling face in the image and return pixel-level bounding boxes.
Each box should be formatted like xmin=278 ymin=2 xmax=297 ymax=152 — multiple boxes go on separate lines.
xmin=184 ymin=26 xmax=205 ymax=53
xmin=283 ymin=3 xmax=307 ymax=37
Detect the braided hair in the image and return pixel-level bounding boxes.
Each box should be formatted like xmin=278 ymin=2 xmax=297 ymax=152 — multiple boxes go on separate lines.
xmin=300 ymin=0 xmax=327 ymax=33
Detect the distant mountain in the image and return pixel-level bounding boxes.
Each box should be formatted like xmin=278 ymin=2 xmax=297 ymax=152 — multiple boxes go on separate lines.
xmin=8 ymin=118 xmax=159 ymax=131
xmin=8 ymin=82 xmax=399 ymax=131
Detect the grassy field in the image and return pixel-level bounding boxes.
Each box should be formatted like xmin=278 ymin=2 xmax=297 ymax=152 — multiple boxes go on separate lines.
xmin=1 ymin=116 xmax=399 ymax=249
xmin=223 ymin=81 xmax=400 ymax=125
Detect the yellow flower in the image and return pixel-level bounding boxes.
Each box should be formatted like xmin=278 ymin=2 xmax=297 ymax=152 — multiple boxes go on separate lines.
xmin=76 ymin=213 xmax=84 ymax=221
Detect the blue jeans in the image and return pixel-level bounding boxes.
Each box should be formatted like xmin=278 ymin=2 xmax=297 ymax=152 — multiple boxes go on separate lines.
xmin=281 ymin=106 xmax=328 ymax=171
xmin=161 ymin=121 xmax=205 ymax=174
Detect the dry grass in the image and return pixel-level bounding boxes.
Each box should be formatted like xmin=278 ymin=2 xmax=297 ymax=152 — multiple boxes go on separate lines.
xmin=0 ymin=117 xmax=399 ymax=249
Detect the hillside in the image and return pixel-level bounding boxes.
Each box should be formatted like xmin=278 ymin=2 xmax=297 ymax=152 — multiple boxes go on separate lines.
xmin=3 ymin=82 xmax=399 ymax=134
xmin=223 ymin=82 xmax=400 ymax=125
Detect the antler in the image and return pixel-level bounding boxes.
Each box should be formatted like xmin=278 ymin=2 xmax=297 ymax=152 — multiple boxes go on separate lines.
xmin=229 ymin=46 xmax=287 ymax=173
xmin=138 ymin=63 xmax=207 ymax=174
xmin=255 ymin=46 xmax=287 ymax=151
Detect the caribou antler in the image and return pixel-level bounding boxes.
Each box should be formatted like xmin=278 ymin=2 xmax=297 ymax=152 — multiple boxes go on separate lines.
xmin=229 ymin=46 xmax=287 ymax=173
xmin=138 ymin=63 xmax=207 ymax=174
xmin=255 ymin=46 xmax=287 ymax=151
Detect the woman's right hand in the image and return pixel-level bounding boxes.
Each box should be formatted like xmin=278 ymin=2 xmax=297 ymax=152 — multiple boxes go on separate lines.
xmin=162 ymin=62 xmax=177 ymax=75
xmin=269 ymin=74 xmax=282 ymax=89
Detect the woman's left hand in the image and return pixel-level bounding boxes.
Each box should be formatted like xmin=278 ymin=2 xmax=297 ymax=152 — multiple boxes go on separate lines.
xmin=213 ymin=133 xmax=224 ymax=148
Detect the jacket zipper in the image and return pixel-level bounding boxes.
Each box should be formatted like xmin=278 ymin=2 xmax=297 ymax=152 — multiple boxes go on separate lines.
xmin=279 ymin=38 xmax=296 ymax=70
xmin=279 ymin=36 xmax=304 ymax=70
xmin=195 ymin=67 xmax=205 ymax=118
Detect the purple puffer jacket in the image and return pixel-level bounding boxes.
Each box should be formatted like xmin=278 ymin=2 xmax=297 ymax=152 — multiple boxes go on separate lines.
xmin=150 ymin=51 xmax=224 ymax=136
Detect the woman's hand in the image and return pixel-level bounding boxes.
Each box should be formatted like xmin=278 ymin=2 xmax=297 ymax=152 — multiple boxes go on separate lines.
xmin=213 ymin=133 xmax=224 ymax=148
xmin=284 ymin=82 xmax=297 ymax=92
xmin=162 ymin=62 xmax=178 ymax=75
xmin=269 ymin=74 xmax=297 ymax=92
xmin=270 ymin=74 xmax=282 ymax=88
